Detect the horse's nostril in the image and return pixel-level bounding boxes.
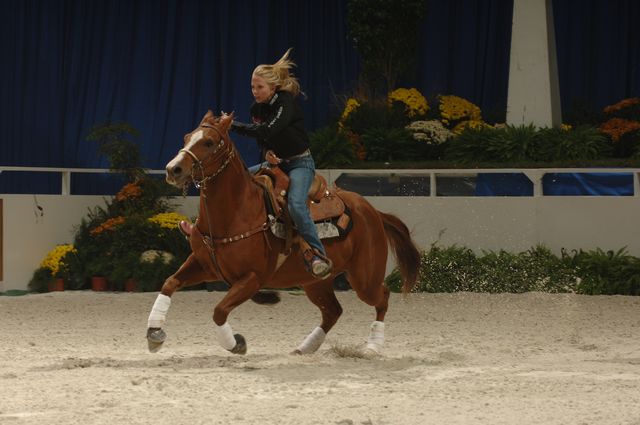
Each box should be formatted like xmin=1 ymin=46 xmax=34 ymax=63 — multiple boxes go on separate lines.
xmin=173 ymin=166 xmax=182 ymax=176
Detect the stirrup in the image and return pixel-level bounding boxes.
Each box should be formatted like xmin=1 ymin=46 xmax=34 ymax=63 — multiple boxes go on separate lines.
xmin=303 ymin=249 xmax=333 ymax=279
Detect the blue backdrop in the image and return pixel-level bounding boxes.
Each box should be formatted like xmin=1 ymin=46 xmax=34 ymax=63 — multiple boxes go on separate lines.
xmin=1 ymin=0 xmax=638 ymax=194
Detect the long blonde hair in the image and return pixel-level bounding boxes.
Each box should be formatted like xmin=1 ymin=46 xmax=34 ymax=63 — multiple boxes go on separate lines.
xmin=253 ymin=48 xmax=303 ymax=98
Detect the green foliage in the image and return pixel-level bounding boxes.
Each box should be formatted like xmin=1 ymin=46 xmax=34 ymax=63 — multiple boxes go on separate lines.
xmin=563 ymin=247 xmax=640 ymax=295
xmin=132 ymin=256 xmax=185 ymax=292
xmin=444 ymin=126 xmax=505 ymax=162
xmin=28 ymin=267 xmax=53 ymax=293
xmin=347 ymin=0 xmax=426 ymax=95
xmin=382 ymin=244 xmax=640 ymax=295
xmin=613 ymin=129 xmax=640 ymax=158
xmin=361 ymin=127 xmax=418 ymax=161
xmin=446 ymin=124 xmax=612 ymax=163
xmin=309 ymin=124 xmax=355 ymax=168
xmin=550 ymin=126 xmax=610 ymax=160
xmin=343 ymin=101 xmax=409 ymax=135
xmin=86 ymin=121 xmax=143 ymax=181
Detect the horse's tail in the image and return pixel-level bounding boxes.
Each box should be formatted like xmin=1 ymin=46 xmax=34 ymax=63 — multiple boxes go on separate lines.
xmin=379 ymin=212 xmax=421 ymax=293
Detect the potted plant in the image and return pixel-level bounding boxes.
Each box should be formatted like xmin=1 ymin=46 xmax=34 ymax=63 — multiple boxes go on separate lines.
xmin=28 ymin=244 xmax=76 ymax=292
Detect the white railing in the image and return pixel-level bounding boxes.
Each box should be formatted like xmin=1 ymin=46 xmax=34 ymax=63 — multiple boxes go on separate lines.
xmin=0 ymin=166 xmax=165 ymax=195
xmin=1 ymin=166 xmax=639 ymax=197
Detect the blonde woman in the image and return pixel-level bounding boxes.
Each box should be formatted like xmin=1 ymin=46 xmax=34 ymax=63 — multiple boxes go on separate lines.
xmin=230 ymin=48 xmax=332 ymax=279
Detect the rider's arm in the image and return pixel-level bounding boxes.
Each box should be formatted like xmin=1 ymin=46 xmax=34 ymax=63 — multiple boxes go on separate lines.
xmin=230 ymin=93 xmax=294 ymax=140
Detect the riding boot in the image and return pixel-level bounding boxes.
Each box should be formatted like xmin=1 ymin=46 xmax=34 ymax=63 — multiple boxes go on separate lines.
xmin=302 ymin=247 xmax=333 ymax=279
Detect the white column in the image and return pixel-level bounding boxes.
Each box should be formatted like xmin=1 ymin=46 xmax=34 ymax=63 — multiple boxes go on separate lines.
xmin=506 ymin=0 xmax=562 ymax=127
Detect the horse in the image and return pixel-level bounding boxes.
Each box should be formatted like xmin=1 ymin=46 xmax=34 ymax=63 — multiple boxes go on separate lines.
xmin=146 ymin=110 xmax=420 ymax=355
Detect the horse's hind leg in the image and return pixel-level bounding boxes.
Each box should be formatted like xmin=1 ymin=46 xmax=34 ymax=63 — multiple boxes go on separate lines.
xmin=346 ymin=265 xmax=390 ymax=355
xmin=294 ymin=281 xmax=343 ymax=354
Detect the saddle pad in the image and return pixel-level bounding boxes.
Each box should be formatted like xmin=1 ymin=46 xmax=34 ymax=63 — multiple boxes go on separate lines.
xmin=270 ymin=221 xmax=340 ymax=240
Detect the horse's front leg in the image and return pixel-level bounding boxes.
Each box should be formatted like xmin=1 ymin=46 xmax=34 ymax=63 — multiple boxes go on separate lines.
xmin=211 ymin=272 xmax=260 ymax=355
xmin=147 ymin=254 xmax=212 ymax=352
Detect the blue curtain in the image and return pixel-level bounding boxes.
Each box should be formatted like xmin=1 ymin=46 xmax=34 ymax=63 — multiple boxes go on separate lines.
xmin=553 ymin=0 xmax=640 ymax=114
xmin=1 ymin=0 xmax=638 ymax=194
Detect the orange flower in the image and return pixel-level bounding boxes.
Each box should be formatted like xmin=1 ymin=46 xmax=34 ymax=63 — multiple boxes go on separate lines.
xmin=90 ymin=216 xmax=126 ymax=235
xmin=603 ymin=97 xmax=640 ymax=114
xmin=600 ymin=118 xmax=640 ymax=142
xmin=115 ymin=182 xmax=142 ymax=201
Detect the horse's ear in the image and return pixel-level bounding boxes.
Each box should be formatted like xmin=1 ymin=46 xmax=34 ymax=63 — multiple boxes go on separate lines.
xmin=201 ymin=110 xmax=215 ymax=124
xmin=219 ymin=112 xmax=234 ymax=131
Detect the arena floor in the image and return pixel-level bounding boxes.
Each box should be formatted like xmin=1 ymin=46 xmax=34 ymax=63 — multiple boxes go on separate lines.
xmin=1 ymin=290 xmax=640 ymax=424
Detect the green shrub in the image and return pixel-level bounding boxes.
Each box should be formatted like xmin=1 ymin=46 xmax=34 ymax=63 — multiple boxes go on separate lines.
xmin=360 ymin=126 xmax=418 ymax=161
xmin=563 ymin=247 xmax=640 ymax=295
xmin=444 ymin=126 xmax=504 ymax=162
xmin=446 ymin=124 xmax=611 ymax=163
xmin=309 ymin=125 xmax=355 ymax=168
xmin=384 ymin=243 xmax=640 ymax=295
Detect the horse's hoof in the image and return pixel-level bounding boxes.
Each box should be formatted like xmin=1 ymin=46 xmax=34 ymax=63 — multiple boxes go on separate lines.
xmin=290 ymin=349 xmax=303 ymax=355
xmin=363 ymin=345 xmax=382 ymax=358
xmin=147 ymin=328 xmax=166 ymax=353
xmin=230 ymin=334 xmax=247 ymax=355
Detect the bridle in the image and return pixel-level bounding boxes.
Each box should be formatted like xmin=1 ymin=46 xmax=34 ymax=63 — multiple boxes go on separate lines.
xmin=179 ymin=123 xmax=235 ymax=195
xmin=178 ymin=121 xmax=272 ymax=241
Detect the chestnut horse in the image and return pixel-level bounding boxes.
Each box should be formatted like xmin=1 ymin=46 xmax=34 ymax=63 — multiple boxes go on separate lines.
xmin=146 ymin=111 xmax=420 ymax=355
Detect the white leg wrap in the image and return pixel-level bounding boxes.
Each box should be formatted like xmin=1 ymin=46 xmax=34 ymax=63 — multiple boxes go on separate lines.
xmin=213 ymin=322 xmax=237 ymax=351
xmin=148 ymin=294 xmax=171 ymax=328
xmin=297 ymin=326 xmax=326 ymax=354
xmin=365 ymin=321 xmax=385 ymax=353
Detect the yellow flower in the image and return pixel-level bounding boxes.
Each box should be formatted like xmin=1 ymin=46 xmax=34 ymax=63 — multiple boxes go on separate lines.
xmin=388 ymin=88 xmax=429 ymax=117
xmin=338 ymin=98 xmax=361 ymax=132
xmin=438 ymin=95 xmax=482 ymax=125
xmin=148 ymin=212 xmax=189 ymax=229
xmin=40 ymin=244 xmax=76 ymax=276
xmin=452 ymin=120 xmax=490 ymax=135
xmin=560 ymin=123 xmax=572 ymax=131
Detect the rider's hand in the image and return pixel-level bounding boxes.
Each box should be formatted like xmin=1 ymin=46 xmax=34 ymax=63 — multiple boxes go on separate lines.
xmin=265 ymin=150 xmax=282 ymax=165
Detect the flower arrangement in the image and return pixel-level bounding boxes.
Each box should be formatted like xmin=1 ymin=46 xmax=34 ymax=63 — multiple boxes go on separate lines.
xmin=388 ymin=88 xmax=429 ymax=117
xmin=438 ymin=95 xmax=483 ymax=126
xmin=599 ymin=118 xmax=640 ymax=142
xmin=405 ymin=120 xmax=453 ymax=145
xmin=40 ymin=244 xmax=76 ymax=278
xmin=29 ymin=244 xmax=77 ymax=292
xmin=28 ymin=122 xmax=191 ymax=292
xmin=603 ymin=97 xmax=640 ymax=115
xmin=148 ymin=212 xmax=189 ymax=229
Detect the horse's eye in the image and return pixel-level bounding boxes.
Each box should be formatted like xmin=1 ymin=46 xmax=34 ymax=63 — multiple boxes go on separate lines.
xmin=205 ymin=141 xmax=214 ymax=148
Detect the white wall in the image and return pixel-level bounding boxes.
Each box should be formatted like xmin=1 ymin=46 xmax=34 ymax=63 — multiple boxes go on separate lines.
xmin=2 ymin=187 xmax=639 ymax=292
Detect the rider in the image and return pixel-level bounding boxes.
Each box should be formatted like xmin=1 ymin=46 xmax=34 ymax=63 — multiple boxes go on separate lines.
xmin=181 ymin=48 xmax=332 ymax=279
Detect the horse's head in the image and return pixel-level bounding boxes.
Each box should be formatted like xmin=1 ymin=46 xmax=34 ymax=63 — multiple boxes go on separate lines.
xmin=165 ymin=110 xmax=235 ymax=188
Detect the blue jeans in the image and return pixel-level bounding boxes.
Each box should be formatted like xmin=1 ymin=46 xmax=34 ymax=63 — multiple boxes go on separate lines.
xmin=249 ymin=156 xmax=326 ymax=256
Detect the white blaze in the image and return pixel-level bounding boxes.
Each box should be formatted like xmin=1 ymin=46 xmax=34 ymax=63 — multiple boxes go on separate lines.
xmin=166 ymin=130 xmax=204 ymax=180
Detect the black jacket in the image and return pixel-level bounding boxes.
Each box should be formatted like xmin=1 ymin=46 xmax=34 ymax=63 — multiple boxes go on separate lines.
xmin=230 ymin=91 xmax=310 ymax=159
